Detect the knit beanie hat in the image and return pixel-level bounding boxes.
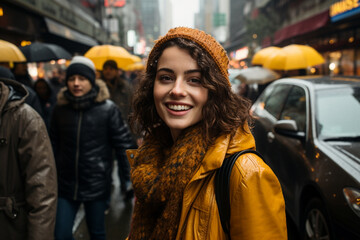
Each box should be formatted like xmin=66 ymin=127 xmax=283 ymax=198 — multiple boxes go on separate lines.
xmin=0 ymin=66 xmax=15 ymax=80
xmin=147 ymin=27 xmax=229 ymax=82
xmin=103 ymin=60 xmax=118 ymax=70
xmin=66 ymin=56 xmax=96 ymax=85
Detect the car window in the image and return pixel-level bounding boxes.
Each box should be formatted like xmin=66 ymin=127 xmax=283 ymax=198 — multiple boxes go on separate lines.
xmin=316 ymin=86 xmax=360 ymax=139
xmin=264 ymin=84 xmax=291 ymax=119
xmin=280 ymin=86 xmax=306 ymax=132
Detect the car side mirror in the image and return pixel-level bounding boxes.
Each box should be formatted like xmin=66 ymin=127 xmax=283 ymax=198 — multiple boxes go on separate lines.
xmin=274 ymin=120 xmax=305 ymax=140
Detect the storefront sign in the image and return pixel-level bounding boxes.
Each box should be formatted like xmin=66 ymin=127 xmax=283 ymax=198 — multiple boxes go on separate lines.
xmin=330 ymin=0 xmax=360 ymax=22
xmin=11 ymin=0 xmax=106 ymax=42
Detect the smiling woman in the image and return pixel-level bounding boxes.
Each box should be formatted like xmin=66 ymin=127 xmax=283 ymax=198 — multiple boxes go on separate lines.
xmin=127 ymin=27 xmax=287 ymax=240
xmin=154 ymin=46 xmax=208 ymax=140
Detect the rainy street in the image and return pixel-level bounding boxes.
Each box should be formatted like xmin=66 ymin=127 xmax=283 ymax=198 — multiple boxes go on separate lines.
xmin=2 ymin=1 xmax=360 ymax=240
xmin=73 ymin=162 xmax=134 ymax=240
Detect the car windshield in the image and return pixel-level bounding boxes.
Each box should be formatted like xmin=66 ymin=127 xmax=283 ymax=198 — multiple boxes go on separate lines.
xmin=316 ymin=86 xmax=360 ymax=140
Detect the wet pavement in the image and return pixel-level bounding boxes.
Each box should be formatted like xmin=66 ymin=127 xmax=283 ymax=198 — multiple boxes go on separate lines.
xmin=73 ymin=162 xmax=134 ymax=240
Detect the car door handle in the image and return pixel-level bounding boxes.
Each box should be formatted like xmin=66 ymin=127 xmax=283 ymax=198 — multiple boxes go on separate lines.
xmin=267 ymin=132 xmax=275 ymax=143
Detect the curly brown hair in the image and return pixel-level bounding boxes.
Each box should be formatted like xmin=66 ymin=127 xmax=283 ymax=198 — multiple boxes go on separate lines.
xmin=129 ymin=38 xmax=252 ymax=144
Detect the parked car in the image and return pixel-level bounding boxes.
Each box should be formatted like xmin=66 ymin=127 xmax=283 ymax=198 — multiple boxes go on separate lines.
xmin=250 ymin=75 xmax=360 ymax=240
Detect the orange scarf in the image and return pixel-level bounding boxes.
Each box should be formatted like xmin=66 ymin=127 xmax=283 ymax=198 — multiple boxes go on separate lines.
xmin=130 ymin=125 xmax=207 ymax=239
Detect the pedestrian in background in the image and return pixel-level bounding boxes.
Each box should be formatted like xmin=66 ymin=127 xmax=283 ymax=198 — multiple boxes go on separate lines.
xmin=0 ymin=66 xmax=44 ymax=117
xmin=127 ymin=27 xmax=287 ymax=239
xmin=102 ymin=59 xmax=135 ymax=200
xmin=34 ymin=78 xmax=56 ymax=131
xmin=11 ymin=62 xmax=34 ymax=87
xmin=0 ymin=77 xmax=57 ymax=240
xmin=50 ymin=56 xmax=136 ymax=240
xmin=49 ymin=66 xmax=66 ymax=98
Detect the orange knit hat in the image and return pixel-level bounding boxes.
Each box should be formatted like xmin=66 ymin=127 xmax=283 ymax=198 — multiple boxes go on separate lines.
xmin=147 ymin=27 xmax=229 ymax=82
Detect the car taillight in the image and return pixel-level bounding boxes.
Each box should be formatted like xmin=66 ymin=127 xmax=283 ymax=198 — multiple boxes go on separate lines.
xmin=343 ymin=187 xmax=360 ymax=218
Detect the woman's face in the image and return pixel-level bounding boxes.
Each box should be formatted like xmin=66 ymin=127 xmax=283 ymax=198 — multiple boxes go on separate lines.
xmin=153 ymin=46 xmax=208 ymax=141
xmin=67 ymin=74 xmax=92 ymax=97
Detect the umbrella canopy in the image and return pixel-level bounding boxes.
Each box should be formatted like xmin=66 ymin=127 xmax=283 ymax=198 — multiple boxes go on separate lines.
xmin=20 ymin=42 xmax=72 ymax=62
xmin=130 ymin=55 xmax=142 ymax=63
xmin=0 ymin=39 xmax=26 ymax=62
xmin=124 ymin=62 xmax=144 ymax=71
xmin=228 ymin=69 xmax=243 ymax=93
xmin=263 ymin=44 xmax=324 ymax=70
xmin=233 ymin=67 xmax=280 ymax=84
xmin=84 ymin=45 xmax=136 ymax=70
xmin=251 ymin=46 xmax=281 ymax=66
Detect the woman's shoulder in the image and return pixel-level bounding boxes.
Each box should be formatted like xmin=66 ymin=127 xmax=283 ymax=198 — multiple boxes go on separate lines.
xmin=232 ymin=152 xmax=276 ymax=181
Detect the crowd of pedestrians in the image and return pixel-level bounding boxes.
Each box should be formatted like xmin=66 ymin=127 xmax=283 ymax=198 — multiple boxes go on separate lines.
xmin=1 ymin=26 xmax=287 ymax=240
xmin=1 ymin=54 xmax=140 ymax=239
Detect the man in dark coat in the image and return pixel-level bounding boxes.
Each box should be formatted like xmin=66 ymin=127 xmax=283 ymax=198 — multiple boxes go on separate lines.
xmin=0 ymin=77 xmax=57 ymax=240
xmin=50 ymin=56 xmax=136 ymax=240
xmin=101 ymin=60 xmax=136 ymax=200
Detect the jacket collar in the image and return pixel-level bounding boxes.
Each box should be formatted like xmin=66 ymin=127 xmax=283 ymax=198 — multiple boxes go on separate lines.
xmin=56 ymin=79 xmax=110 ymax=106
xmin=193 ymin=124 xmax=256 ymax=179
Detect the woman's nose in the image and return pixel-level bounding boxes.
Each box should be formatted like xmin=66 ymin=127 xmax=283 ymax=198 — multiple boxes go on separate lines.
xmin=170 ymin=78 xmax=186 ymax=96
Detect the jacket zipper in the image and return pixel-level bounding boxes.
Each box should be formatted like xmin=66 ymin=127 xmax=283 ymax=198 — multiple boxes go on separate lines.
xmin=73 ymin=111 xmax=83 ymax=200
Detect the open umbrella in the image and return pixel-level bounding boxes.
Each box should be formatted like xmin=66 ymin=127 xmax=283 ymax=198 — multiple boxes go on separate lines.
xmin=124 ymin=62 xmax=145 ymax=71
xmin=130 ymin=55 xmax=142 ymax=63
xmin=0 ymin=39 xmax=26 ymax=62
xmin=19 ymin=42 xmax=72 ymax=62
xmin=263 ymin=44 xmax=324 ymax=70
xmin=251 ymin=46 xmax=280 ymax=66
xmin=84 ymin=45 xmax=136 ymax=70
xmin=233 ymin=67 xmax=280 ymax=84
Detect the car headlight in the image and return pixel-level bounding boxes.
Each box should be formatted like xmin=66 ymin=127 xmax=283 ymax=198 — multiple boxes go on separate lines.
xmin=343 ymin=187 xmax=360 ymax=217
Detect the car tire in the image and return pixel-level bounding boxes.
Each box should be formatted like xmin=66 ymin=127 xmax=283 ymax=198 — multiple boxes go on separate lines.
xmin=303 ymin=198 xmax=332 ymax=240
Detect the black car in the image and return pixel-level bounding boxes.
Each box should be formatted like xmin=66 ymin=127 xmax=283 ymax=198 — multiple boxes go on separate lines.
xmin=250 ymin=75 xmax=360 ymax=240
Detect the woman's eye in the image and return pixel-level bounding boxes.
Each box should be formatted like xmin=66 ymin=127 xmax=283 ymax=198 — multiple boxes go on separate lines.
xmin=189 ymin=78 xmax=201 ymax=84
xmin=159 ymin=75 xmax=172 ymax=82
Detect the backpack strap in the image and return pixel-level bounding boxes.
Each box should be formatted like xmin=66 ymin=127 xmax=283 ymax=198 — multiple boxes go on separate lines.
xmin=215 ymin=149 xmax=263 ymax=238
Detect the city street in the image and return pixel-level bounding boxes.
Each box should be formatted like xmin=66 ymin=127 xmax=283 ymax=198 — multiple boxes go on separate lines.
xmin=73 ymin=162 xmax=134 ymax=240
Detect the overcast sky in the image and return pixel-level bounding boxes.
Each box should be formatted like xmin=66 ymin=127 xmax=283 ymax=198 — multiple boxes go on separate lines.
xmin=171 ymin=0 xmax=199 ymax=28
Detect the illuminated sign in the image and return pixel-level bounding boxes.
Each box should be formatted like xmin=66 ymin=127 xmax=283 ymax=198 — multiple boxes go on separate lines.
xmin=104 ymin=0 xmax=126 ymax=7
xmin=330 ymin=0 xmax=360 ymax=22
xmin=235 ymin=47 xmax=249 ymax=60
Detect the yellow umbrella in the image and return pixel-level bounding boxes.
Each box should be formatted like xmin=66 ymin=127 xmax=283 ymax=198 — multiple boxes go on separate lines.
xmin=124 ymin=62 xmax=145 ymax=71
xmin=251 ymin=46 xmax=280 ymax=66
xmin=130 ymin=55 xmax=142 ymax=63
xmin=263 ymin=44 xmax=324 ymax=70
xmin=0 ymin=39 xmax=26 ymax=62
xmin=84 ymin=45 xmax=136 ymax=70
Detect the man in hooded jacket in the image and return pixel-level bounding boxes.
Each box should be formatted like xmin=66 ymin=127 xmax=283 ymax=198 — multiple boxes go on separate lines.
xmin=0 ymin=77 xmax=58 ymax=239
xmin=0 ymin=66 xmax=43 ymax=117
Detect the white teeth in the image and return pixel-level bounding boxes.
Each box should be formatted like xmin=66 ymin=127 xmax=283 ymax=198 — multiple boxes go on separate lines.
xmin=168 ymin=104 xmax=191 ymax=111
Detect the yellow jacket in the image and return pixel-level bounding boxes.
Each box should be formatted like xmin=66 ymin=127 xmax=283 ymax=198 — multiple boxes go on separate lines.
xmin=127 ymin=126 xmax=287 ymax=239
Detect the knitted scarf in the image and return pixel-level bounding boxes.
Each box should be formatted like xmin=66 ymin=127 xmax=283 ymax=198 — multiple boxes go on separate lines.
xmin=130 ymin=125 xmax=208 ymax=240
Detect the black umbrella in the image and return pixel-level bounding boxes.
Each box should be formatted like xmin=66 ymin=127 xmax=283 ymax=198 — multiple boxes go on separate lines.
xmin=20 ymin=42 xmax=72 ymax=62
